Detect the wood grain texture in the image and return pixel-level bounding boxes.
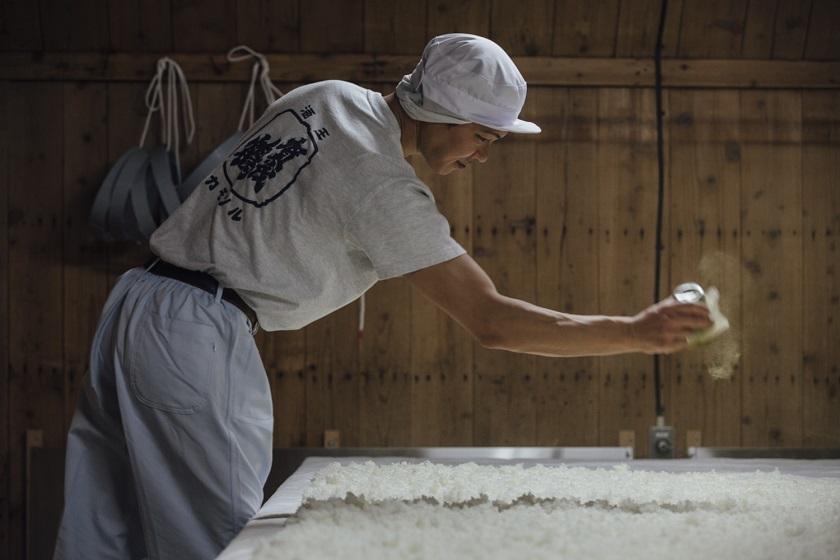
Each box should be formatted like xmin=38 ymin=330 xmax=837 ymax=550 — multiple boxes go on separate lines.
xmin=552 ymin=0 xmax=620 ymax=57
xmin=739 ymin=90 xmax=803 ymax=447
xmin=195 ymin=83 xmax=244 ymax=159
xmin=6 ymin=53 xmax=839 ymax=88
xmin=259 ymin=327 xmax=308 ymax=447
xmin=364 ymin=0 xmax=427 ymax=54
xmin=0 ymin=0 xmax=835 ymax=60
xmin=615 ymin=0 xmax=684 ymax=58
xmin=300 ymin=0 xmax=365 ymax=53
xmin=678 ymin=0 xmax=749 ymax=58
xmin=801 ymin=90 xmax=840 ymax=447
xmin=62 ymin=82 xmax=110 ymax=432
xmin=304 ymin=304 xmax=360 ymax=446
xmin=7 ymin=82 xmax=65 ymax=560
xmin=771 ymin=0 xmax=812 ymax=60
xmin=533 ymin=87 xmax=600 ymax=445
xmin=472 ymin=136 xmax=538 ymax=445
xmin=804 ymin=0 xmax=840 ymax=60
xmin=0 ymin=0 xmax=42 ymax=50
xmin=740 ymin=0 xmax=778 ymax=59
xmin=107 ymin=0 xmax=173 ymax=52
xmin=666 ymin=89 xmax=743 ymax=455
xmin=236 ymin=0 xmax=300 ymax=53
xmin=596 ymin=88 xmax=658 ymax=457
xmin=39 ymin=0 xmax=110 ymax=51
xmin=0 ymin=80 xmax=10 ymax=560
xmin=427 ymin=0 xmax=491 ymax=38
xmin=490 ymin=0 xmax=555 ymax=56
xmin=357 ymin=277 xmax=413 ymax=446
xmin=171 ymin=0 xmax=237 ymax=52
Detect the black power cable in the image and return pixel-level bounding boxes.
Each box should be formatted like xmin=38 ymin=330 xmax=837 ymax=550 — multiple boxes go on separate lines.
xmin=652 ymin=0 xmax=669 ymax=419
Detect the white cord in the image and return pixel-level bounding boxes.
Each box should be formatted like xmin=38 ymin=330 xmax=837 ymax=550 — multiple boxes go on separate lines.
xmin=227 ymin=45 xmax=284 ymax=131
xmin=138 ymin=57 xmax=196 ymax=181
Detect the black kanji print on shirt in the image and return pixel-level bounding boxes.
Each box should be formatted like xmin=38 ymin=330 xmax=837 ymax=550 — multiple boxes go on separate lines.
xmin=222 ymin=109 xmax=320 ymax=208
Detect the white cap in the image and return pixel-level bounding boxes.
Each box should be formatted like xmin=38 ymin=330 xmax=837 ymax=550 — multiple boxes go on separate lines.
xmin=396 ymin=33 xmax=541 ymax=135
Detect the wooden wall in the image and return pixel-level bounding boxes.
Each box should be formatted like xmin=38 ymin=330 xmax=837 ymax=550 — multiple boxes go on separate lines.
xmin=1 ymin=0 xmax=839 ymax=558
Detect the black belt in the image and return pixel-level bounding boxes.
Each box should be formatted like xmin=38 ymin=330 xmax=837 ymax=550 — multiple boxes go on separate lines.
xmin=146 ymin=260 xmax=258 ymax=329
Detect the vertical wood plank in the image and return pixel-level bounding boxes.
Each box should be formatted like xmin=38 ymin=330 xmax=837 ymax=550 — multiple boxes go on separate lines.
xmin=596 ymin=88 xmax=658 ymax=457
xmin=357 ymin=278 xmax=413 ymax=446
xmin=801 ymin=91 xmax=840 ymax=447
xmin=410 ymin=157 xmax=474 ymax=446
xmin=40 ymin=0 xmax=110 ymax=51
xmin=533 ymin=87 xmax=600 ymax=445
xmin=7 ymin=82 xmax=65 ymax=560
xmin=108 ymin=0 xmax=173 ymax=52
xmin=740 ymin=0 xmax=778 ymax=58
xmin=614 ymin=0 xmax=684 ymax=58
xmin=305 ymin=304 xmax=360 ymax=447
xmin=364 ymin=0 xmax=427 ymax=54
xmin=677 ymin=0 xmax=750 ymax=58
xmin=62 ymin=82 xmax=110 ymax=432
xmin=490 ymin=0 xmax=555 ymax=56
xmin=258 ymin=327 xmax=308 ymax=447
xmin=666 ymin=89 xmax=743 ymax=456
xmin=739 ymin=90 xmax=802 ymax=447
xmin=0 ymin=80 xmax=11 ymax=560
xmin=427 ymin=0 xmax=491 ymax=38
xmin=236 ymin=0 xmax=300 ymax=53
xmin=0 ymin=0 xmax=42 ymax=50
xmin=171 ymin=0 xmax=238 ymax=52
xmin=803 ymin=0 xmax=840 ymax=61
xmin=300 ymin=0 xmax=364 ymax=53
xmin=551 ymin=0 xmax=620 ymax=57
xmin=771 ymin=0 xmax=812 ymax=60
xmin=473 ymin=132 xmax=538 ymax=445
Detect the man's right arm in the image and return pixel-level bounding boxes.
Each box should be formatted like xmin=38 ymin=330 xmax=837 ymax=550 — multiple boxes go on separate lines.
xmin=406 ymin=254 xmax=712 ymax=358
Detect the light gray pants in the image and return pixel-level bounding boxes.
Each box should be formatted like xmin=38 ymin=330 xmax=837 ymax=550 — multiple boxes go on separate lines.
xmin=53 ymin=268 xmax=273 ymax=559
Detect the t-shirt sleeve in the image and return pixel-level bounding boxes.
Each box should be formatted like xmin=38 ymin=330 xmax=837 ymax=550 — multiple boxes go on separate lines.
xmin=345 ymin=180 xmax=466 ymax=280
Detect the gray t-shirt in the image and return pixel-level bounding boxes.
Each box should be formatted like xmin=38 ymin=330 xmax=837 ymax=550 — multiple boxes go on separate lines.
xmin=150 ymin=80 xmax=465 ymax=331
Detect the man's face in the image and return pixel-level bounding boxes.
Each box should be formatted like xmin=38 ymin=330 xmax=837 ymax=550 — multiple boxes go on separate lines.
xmin=418 ymin=123 xmax=508 ymax=175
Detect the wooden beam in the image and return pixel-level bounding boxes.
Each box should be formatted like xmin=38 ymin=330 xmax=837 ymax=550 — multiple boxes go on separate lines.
xmin=1 ymin=52 xmax=838 ymax=88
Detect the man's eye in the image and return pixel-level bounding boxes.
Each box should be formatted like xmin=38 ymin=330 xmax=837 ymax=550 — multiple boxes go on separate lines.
xmin=476 ymin=135 xmax=490 ymax=143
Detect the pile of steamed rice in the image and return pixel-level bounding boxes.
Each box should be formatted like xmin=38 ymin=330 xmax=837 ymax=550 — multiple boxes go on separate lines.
xmin=254 ymin=461 xmax=840 ymax=560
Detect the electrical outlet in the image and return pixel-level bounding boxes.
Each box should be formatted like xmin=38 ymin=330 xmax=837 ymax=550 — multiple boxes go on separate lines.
xmin=648 ymin=425 xmax=675 ymax=458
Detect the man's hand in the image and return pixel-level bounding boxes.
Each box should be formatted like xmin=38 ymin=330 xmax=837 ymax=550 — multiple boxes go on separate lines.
xmin=628 ymin=297 xmax=713 ymax=355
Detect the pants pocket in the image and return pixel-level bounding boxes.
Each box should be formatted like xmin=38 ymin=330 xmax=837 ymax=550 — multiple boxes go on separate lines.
xmin=129 ymin=312 xmax=218 ymax=414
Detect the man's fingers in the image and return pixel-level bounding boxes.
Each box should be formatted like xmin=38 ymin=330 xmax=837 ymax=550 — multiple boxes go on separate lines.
xmin=672 ymin=317 xmax=713 ymax=331
xmin=669 ymin=303 xmax=712 ymax=319
xmin=664 ymin=305 xmax=712 ymax=328
xmin=676 ymin=325 xmax=702 ymax=336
